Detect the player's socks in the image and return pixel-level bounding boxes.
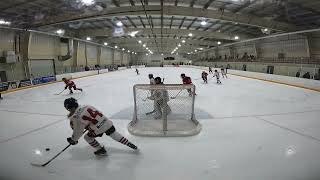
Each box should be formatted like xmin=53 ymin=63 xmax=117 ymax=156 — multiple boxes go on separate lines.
xmin=110 ymin=131 xmax=137 ymax=149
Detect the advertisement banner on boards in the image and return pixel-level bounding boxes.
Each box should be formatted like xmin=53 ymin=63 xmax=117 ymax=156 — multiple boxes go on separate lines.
xmin=0 ymin=75 xmax=56 ymax=92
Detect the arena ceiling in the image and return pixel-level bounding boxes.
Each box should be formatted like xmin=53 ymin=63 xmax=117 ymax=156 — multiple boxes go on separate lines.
xmin=0 ymin=0 xmax=320 ymax=54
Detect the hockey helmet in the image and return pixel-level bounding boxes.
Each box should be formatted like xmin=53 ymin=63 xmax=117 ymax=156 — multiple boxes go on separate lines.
xmin=64 ymin=97 xmax=79 ymax=110
xmin=154 ymin=77 xmax=162 ymax=84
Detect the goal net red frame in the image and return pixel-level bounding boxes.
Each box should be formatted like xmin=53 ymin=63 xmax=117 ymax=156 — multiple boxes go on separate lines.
xmin=128 ymin=84 xmax=202 ymax=136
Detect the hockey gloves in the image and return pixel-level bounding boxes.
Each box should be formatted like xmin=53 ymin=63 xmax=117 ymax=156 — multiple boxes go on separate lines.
xmin=67 ymin=137 xmax=78 ymax=145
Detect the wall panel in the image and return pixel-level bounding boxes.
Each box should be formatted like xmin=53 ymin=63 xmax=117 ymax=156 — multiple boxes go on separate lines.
xmin=29 ymin=33 xmax=58 ymax=59
xmin=100 ymin=48 xmax=113 ymax=65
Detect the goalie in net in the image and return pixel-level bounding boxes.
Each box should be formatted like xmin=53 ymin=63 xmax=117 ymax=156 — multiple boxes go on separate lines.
xmin=128 ymin=77 xmax=201 ymax=136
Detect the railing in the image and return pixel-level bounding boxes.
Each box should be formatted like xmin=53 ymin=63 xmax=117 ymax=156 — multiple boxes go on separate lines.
xmin=196 ymin=57 xmax=320 ymax=64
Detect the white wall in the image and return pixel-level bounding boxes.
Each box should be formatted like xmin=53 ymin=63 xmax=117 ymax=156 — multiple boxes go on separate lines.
xmin=114 ymin=51 xmax=121 ymax=65
xmin=257 ymin=34 xmax=309 ymax=58
xmin=309 ymin=32 xmax=320 ymax=58
xmin=86 ymin=44 xmax=98 ymax=66
xmin=100 ymin=48 xmax=113 ymax=65
xmin=137 ymin=54 xmax=191 ymax=65
xmin=29 ymin=33 xmax=59 ymax=59
xmin=77 ymin=42 xmax=86 ymax=66
xmin=0 ymin=29 xmax=26 ymax=81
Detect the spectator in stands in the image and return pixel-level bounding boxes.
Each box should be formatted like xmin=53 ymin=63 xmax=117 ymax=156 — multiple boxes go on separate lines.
xmin=295 ymin=71 xmax=300 ymax=78
xmin=302 ymin=72 xmax=311 ymax=79
xmin=95 ymin=65 xmax=100 ymax=70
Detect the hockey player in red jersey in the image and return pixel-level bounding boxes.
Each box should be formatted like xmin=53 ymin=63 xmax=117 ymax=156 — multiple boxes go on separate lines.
xmin=180 ymin=73 xmax=196 ymax=96
xmin=62 ymin=78 xmax=83 ymax=94
xmin=202 ymin=71 xmax=208 ymax=83
xmin=64 ymin=98 xmax=138 ymax=156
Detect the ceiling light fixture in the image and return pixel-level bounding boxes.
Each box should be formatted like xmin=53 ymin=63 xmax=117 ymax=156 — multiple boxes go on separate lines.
xmin=104 ymin=42 xmax=108 ymax=46
xmin=217 ymin=41 xmax=221 ymax=45
xmin=188 ymin=33 xmax=193 ymax=37
xmin=138 ymin=40 xmax=142 ymax=44
xmin=234 ymin=36 xmax=239 ymax=40
xmin=182 ymin=40 xmax=186 ymax=43
xmin=86 ymin=37 xmax=91 ymax=41
xmin=116 ymin=21 xmax=123 ymax=27
xmin=56 ymin=29 xmax=65 ymax=35
xmin=143 ymin=44 xmax=146 ymax=47
xmin=0 ymin=19 xmax=11 ymax=25
xmin=80 ymin=0 xmax=95 ymax=6
xmin=200 ymin=20 xmax=207 ymax=26
xmin=115 ymin=45 xmax=118 ymax=49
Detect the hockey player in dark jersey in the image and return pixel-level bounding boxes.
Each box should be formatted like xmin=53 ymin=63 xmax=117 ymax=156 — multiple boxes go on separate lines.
xmin=202 ymin=71 xmax=208 ymax=83
xmin=180 ymin=73 xmax=196 ymax=96
xmin=62 ymin=78 xmax=83 ymax=94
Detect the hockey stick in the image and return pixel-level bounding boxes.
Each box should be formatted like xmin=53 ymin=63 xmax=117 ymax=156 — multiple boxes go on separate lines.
xmin=171 ymin=89 xmax=183 ymax=99
xmin=31 ymin=130 xmax=88 ymax=167
xmin=30 ymin=144 xmax=71 ymax=167
xmin=54 ymin=89 xmax=65 ymax=95
xmin=145 ymin=110 xmax=156 ymax=115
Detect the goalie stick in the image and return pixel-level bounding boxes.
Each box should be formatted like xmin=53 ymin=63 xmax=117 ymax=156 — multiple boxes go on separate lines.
xmin=171 ymin=89 xmax=183 ymax=99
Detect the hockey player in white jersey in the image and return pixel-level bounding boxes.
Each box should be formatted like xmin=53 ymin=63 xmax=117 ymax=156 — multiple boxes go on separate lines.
xmin=64 ymin=98 xmax=138 ymax=156
xmin=221 ymin=68 xmax=228 ymax=78
xmin=147 ymin=77 xmax=171 ymax=119
xmin=213 ymin=70 xmax=222 ymax=84
xmin=149 ymin=74 xmax=155 ymax=85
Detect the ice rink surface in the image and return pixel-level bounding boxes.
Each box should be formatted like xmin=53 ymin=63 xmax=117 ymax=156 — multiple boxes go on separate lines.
xmin=1 ymin=67 xmax=320 ymax=180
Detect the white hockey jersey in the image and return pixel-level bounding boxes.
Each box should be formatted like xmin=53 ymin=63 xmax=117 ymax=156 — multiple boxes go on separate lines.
xmin=68 ymin=105 xmax=113 ymax=141
xmin=214 ymin=72 xmax=220 ymax=79
xmin=150 ymin=78 xmax=155 ymax=85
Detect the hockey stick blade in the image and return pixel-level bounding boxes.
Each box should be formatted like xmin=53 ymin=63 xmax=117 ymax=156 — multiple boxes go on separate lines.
xmin=30 ymin=162 xmax=46 ymax=167
xmin=146 ymin=110 xmax=155 ymax=115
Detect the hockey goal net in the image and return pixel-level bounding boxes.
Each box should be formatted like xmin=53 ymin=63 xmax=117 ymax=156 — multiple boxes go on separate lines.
xmin=128 ymin=84 xmax=201 ymax=136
